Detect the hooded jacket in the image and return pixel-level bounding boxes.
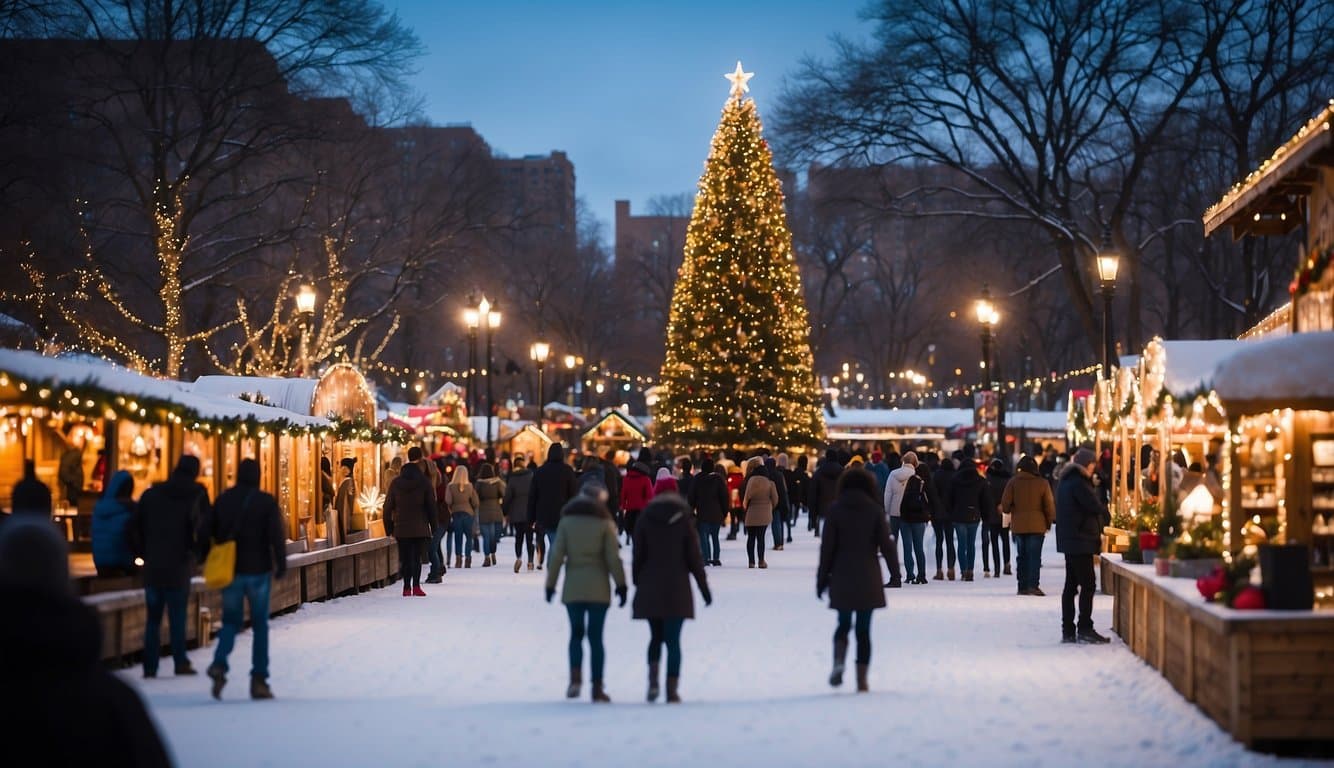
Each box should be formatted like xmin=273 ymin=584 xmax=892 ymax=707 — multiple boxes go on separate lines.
xmin=502 ymin=467 xmax=534 ymax=523
xmin=621 ymin=462 xmax=654 ymax=513
xmin=883 ymin=464 xmax=917 ymax=518
xmin=528 ymin=444 xmax=578 ymax=531
xmin=631 ymin=494 xmax=710 ymax=619
xmin=742 ymin=470 xmax=778 ymax=527
xmin=203 ymin=460 xmax=287 ymax=577
xmin=688 ymin=463 xmax=729 ymax=525
xmin=91 ymin=471 xmax=135 ymax=571
xmin=384 ymin=462 xmax=437 ymax=540
xmin=985 ymin=464 xmax=1013 ymax=527
xmin=544 ymin=496 xmax=626 ymax=604
xmin=132 ymin=469 xmax=209 ymax=589
xmin=809 ymin=456 xmax=843 ymax=519
xmin=946 ymin=459 xmax=992 ymax=525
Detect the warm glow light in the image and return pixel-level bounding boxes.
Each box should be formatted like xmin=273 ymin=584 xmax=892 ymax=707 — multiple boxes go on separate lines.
xmin=295 ymin=284 xmax=317 ymax=315
xmin=975 ymin=297 xmax=995 ymax=325
xmin=563 ymin=354 xmax=577 ymax=370
xmin=463 ymin=308 xmax=480 ymax=329
xmin=478 ymin=296 xmax=491 ymax=317
xmin=488 ymin=310 xmax=501 ymax=329
xmin=531 ymin=341 xmax=550 ymax=363
xmin=1097 ymin=253 xmax=1120 ymax=284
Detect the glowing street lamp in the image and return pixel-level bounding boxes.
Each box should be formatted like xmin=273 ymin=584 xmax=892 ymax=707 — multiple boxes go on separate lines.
xmin=294 ymin=284 xmax=317 ymax=375
xmin=1096 ymin=228 xmax=1121 ymax=373
xmin=531 ymin=341 xmax=550 ymax=432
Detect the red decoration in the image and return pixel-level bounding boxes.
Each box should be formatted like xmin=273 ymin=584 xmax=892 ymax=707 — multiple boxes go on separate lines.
xmin=1231 ymin=585 xmax=1266 ymax=610
xmin=1196 ymin=567 xmax=1227 ymax=601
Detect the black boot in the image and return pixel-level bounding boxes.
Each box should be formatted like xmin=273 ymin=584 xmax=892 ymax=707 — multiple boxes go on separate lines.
xmin=1077 ymin=627 xmax=1111 ymax=644
xmin=666 ymin=676 xmax=681 ymax=703
xmin=647 ymin=662 xmax=660 ymax=703
xmin=250 ymin=675 xmax=274 ymax=700
xmin=207 ymin=664 xmax=226 ymax=700
xmin=829 ymin=638 xmax=848 ymax=687
xmin=567 ymin=668 xmax=582 ymax=699
xmin=855 ymin=663 xmax=869 ymax=693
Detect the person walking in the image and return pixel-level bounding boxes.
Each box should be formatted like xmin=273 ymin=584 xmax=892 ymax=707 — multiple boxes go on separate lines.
xmin=764 ymin=456 xmax=790 ymax=551
xmin=809 ymin=450 xmax=843 ymax=537
xmin=530 ymin=444 xmax=578 ymax=555
xmin=898 ymin=463 xmax=933 ymax=585
xmin=688 ymin=458 xmax=728 ymax=566
xmin=984 ymin=458 xmax=1014 ymax=578
xmin=446 ymin=465 xmax=480 ymax=568
xmin=203 ymin=458 xmax=288 ymax=699
xmin=947 ymin=445 xmax=991 ymax=582
xmin=776 ymin=453 xmax=797 ymax=543
xmin=652 ymin=466 xmax=677 ymax=496
xmin=931 ymin=454 xmax=957 ymax=580
xmin=620 ymin=459 xmax=654 ymax=544
xmin=741 ymin=457 xmax=777 ymax=569
xmin=385 ymin=457 xmax=437 ymax=597
xmin=724 ymin=461 xmax=745 ymax=540
xmin=91 ymin=470 xmax=137 ymax=578
xmin=816 ymin=467 xmax=900 ymax=693
xmin=427 ymin=451 xmax=451 ymax=582
xmin=788 ymin=454 xmax=811 ymax=535
xmin=632 ymin=493 xmax=712 ymax=703
xmin=504 ymin=455 xmax=536 ymax=572
xmin=883 ymin=452 xmax=921 ymax=586
xmin=1056 ymin=448 xmax=1111 ymax=643
xmin=0 ymin=517 xmax=171 ymax=766
xmin=475 ymin=463 xmax=506 ymax=567
xmin=132 ymin=455 xmax=208 ymax=678
xmin=544 ymin=493 xmax=627 ymax=703
xmin=1002 ymin=455 xmax=1056 ymax=595
xmin=675 ymin=457 xmax=695 ymax=503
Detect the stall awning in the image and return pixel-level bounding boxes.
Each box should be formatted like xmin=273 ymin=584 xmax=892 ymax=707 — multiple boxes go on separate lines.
xmin=192 ymin=375 xmax=319 ymax=416
xmin=1203 ymin=101 xmax=1334 ymax=239
xmin=1213 ymin=331 xmax=1334 ymax=414
xmin=825 ymin=408 xmax=972 ymax=430
xmin=1151 ymin=340 xmax=1252 ymax=398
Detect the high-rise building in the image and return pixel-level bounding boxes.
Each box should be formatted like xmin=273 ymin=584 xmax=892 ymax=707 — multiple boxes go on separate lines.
xmin=495 ymin=151 xmax=576 ymax=251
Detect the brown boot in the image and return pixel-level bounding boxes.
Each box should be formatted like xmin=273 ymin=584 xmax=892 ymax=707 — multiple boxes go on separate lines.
xmin=947 ymin=567 xmax=955 ymax=581
xmin=454 ymin=555 xmax=463 ymax=569
xmin=250 ymin=675 xmax=274 ymax=700
xmin=647 ymin=662 xmax=660 ymax=702
xmin=591 ymin=680 xmax=611 ymax=703
xmin=566 ymin=668 xmax=581 ymax=699
xmin=855 ymin=664 xmax=869 ymax=693
xmin=829 ymin=638 xmax=848 ymax=687
xmin=666 ymin=676 xmax=681 ymax=703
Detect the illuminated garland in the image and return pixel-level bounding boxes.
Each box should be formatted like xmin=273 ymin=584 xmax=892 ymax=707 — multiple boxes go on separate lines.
xmin=1289 ymin=244 xmax=1332 ymax=298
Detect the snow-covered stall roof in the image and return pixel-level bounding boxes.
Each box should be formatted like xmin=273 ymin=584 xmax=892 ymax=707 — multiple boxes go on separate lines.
xmin=0 ymin=349 xmax=327 ymax=428
xmin=425 ymin=381 xmax=464 ymax=403
xmin=1212 ymin=331 xmax=1334 ymax=413
xmin=1005 ymin=411 xmax=1070 ymax=433
xmin=191 ymin=375 xmax=319 ymax=416
xmin=825 ymin=408 xmax=973 ymax=429
xmin=1149 ymin=340 xmax=1251 ymax=398
xmin=467 ymin=416 xmax=529 ymax=442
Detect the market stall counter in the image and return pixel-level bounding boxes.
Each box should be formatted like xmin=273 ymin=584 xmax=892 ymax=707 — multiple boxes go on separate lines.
xmin=1102 ymin=558 xmax=1334 ymax=753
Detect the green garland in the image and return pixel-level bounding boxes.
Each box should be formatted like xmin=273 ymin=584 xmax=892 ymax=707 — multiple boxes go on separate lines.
xmin=1290 ymin=243 xmax=1332 ymax=297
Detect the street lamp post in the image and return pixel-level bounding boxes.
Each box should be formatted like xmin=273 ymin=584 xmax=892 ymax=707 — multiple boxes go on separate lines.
xmin=531 ymin=341 xmax=550 ymax=433
xmin=1096 ymin=229 xmax=1121 ymax=374
xmin=563 ymin=354 xmax=578 ymax=407
xmin=463 ymin=305 xmax=480 ymax=425
xmin=479 ymin=297 xmax=501 ymax=455
xmin=975 ymin=285 xmax=1006 ymax=461
xmin=294 ymin=283 xmax=316 ymax=375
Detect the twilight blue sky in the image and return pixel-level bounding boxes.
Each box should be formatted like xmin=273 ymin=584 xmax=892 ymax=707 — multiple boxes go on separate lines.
xmin=386 ymin=0 xmax=871 ymax=230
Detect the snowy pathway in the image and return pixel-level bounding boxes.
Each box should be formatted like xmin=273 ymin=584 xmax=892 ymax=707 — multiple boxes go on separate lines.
xmin=125 ymin=529 xmax=1312 ymax=767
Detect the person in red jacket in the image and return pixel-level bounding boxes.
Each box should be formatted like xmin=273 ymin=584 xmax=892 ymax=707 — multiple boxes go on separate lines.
xmin=620 ymin=460 xmax=654 ymax=545
xmin=725 ymin=461 xmax=746 ymax=540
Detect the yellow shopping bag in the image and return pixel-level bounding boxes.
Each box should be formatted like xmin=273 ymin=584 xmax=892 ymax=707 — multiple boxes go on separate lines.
xmin=203 ymin=538 xmax=236 ymax=589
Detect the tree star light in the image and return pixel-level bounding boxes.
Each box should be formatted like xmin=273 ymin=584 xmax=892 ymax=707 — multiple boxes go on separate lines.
xmin=725 ymin=61 xmax=753 ymax=97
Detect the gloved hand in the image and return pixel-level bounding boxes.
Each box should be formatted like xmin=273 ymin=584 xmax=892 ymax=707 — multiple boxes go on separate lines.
xmin=615 ymin=585 xmax=627 ymax=607
xmin=701 ymin=587 xmax=713 ymax=607
xmin=545 ymin=587 xmax=555 ymax=603
xmin=816 ymin=582 xmax=827 ymax=600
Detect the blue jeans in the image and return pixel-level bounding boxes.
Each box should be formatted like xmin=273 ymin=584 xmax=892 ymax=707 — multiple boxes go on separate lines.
xmin=451 ymin=513 xmax=475 ymax=559
xmin=566 ymin=602 xmax=609 ymax=681
xmin=480 ymin=521 xmax=502 ymax=556
xmin=429 ymin=525 xmax=447 ymax=574
xmin=1014 ymin=532 xmax=1045 ymax=591
xmin=546 ymin=528 xmax=558 ymax=551
xmin=143 ymin=585 xmax=189 ymax=673
xmin=902 ymin=522 xmax=928 ymax=580
xmin=647 ymin=617 xmax=685 ymax=677
xmin=212 ymin=573 xmax=272 ymax=679
xmin=953 ymin=522 xmax=980 ymax=573
xmin=698 ymin=521 xmax=721 ymax=562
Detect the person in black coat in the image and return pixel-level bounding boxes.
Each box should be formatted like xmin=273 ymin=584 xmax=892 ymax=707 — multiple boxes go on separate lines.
xmin=808 ymin=450 xmax=843 ymax=537
xmin=1055 ymin=448 xmax=1111 ymax=644
xmin=0 ymin=517 xmax=172 ymax=767
xmin=983 ymin=459 xmax=1013 ymax=577
xmin=631 ymin=493 xmax=712 ymax=703
xmin=528 ymin=443 xmax=578 ymax=551
xmin=931 ymin=456 xmax=957 ymax=580
xmin=947 ymin=445 xmax=992 ymax=581
xmin=201 ymin=458 xmax=287 ymax=699
xmin=816 ymin=468 xmax=900 ymax=693
xmin=688 ymin=458 xmax=729 ymax=566
xmin=764 ymin=456 xmax=790 ymax=551
xmin=9 ymin=459 xmax=53 ymax=517
xmin=132 ymin=454 xmax=209 ymax=678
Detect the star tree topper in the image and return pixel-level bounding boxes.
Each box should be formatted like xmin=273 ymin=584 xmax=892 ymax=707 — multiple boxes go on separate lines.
xmin=725 ymin=60 xmax=754 ymax=97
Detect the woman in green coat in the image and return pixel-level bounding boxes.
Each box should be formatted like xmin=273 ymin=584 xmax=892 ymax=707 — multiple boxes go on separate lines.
xmin=544 ymin=493 xmax=627 ymax=703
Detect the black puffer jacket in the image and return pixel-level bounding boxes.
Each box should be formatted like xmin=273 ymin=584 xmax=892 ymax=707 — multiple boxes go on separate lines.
xmin=946 ymin=460 xmax=992 ymax=525
xmin=528 ymin=444 xmax=577 ymax=532
xmin=689 ymin=465 xmax=730 ymax=526
xmin=984 ymin=465 xmax=1012 ymax=527
xmin=1056 ymin=465 xmax=1109 ymax=555
xmin=931 ymin=463 xmax=956 ymax=523
xmin=809 ymin=459 xmax=843 ymax=519
xmin=631 ymin=494 xmax=710 ymax=619
xmin=202 ymin=460 xmax=287 ymax=577
xmin=133 ymin=470 xmax=209 ymax=589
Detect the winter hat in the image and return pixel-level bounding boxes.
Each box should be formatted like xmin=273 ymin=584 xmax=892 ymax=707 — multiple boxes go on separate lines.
xmin=1072 ymin=447 xmax=1097 ymax=468
xmin=848 ymin=455 xmax=865 ymax=467
xmin=871 ymin=451 xmax=883 ymax=463
xmin=656 ymin=467 xmax=674 ymax=482
xmin=0 ymin=516 xmax=71 ymax=596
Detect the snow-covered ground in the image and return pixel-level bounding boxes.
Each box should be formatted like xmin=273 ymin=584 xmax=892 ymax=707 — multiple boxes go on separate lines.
xmin=124 ymin=528 xmax=1314 ymax=767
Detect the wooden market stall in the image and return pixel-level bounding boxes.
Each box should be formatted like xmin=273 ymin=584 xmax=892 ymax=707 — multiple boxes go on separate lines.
xmin=581 ymin=409 xmax=649 ymax=457
xmin=507 ymin=423 xmax=554 ymax=464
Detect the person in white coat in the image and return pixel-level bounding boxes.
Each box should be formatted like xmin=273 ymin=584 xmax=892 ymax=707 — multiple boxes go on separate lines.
xmin=883 ymin=452 xmax=920 ymax=585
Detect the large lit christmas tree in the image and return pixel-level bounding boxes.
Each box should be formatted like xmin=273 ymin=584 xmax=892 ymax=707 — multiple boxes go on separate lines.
xmin=656 ymin=62 xmax=825 ymax=449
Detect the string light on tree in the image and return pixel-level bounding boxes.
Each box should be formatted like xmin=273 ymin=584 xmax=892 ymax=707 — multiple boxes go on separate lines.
xmin=656 ymin=62 xmax=824 ymax=449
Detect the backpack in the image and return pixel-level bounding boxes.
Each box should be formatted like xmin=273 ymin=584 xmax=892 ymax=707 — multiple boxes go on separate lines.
xmin=901 ymin=476 xmax=926 ymax=519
